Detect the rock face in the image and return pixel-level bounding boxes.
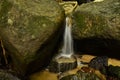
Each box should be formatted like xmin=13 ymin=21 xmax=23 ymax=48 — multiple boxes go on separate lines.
xmin=0 ymin=0 xmax=65 ymax=75
xmin=72 ymin=0 xmax=120 ymax=58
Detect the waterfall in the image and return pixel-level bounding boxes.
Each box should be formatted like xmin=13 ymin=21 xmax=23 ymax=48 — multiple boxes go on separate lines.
xmin=61 ymin=17 xmax=74 ymax=58
xmin=50 ymin=17 xmax=76 ymax=73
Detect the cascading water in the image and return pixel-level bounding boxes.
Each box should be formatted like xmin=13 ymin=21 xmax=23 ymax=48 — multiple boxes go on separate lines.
xmin=49 ymin=17 xmax=77 ymax=73
xmin=60 ymin=17 xmax=74 ymax=58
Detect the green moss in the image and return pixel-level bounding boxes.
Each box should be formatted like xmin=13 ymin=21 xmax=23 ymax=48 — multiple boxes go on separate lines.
xmin=28 ymin=16 xmax=56 ymax=37
xmin=73 ymin=11 xmax=86 ymax=30
xmin=0 ymin=0 xmax=12 ymax=27
xmin=73 ymin=11 xmax=109 ymax=38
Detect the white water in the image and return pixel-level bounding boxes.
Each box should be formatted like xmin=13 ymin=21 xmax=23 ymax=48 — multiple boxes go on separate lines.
xmin=60 ymin=17 xmax=74 ymax=58
xmin=94 ymin=0 xmax=104 ymax=2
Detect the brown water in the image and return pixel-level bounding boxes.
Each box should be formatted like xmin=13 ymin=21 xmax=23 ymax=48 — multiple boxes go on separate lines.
xmin=30 ymin=71 xmax=58 ymax=80
xmin=30 ymin=55 xmax=120 ymax=80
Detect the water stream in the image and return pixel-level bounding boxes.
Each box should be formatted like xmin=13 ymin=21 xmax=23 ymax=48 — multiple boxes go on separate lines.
xmin=60 ymin=17 xmax=74 ymax=58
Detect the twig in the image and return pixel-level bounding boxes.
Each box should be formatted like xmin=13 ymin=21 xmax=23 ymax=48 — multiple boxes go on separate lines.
xmin=0 ymin=40 xmax=8 ymax=65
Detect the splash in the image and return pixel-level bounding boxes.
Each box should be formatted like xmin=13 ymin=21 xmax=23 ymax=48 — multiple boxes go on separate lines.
xmin=60 ymin=17 xmax=74 ymax=58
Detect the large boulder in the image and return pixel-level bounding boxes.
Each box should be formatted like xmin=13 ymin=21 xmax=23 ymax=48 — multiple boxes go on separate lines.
xmin=0 ymin=0 xmax=65 ymax=76
xmin=72 ymin=0 xmax=120 ymax=58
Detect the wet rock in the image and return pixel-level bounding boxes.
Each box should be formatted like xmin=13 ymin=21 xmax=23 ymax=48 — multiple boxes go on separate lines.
xmin=60 ymin=70 xmax=100 ymax=80
xmin=88 ymin=56 xmax=108 ymax=74
xmin=0 ymin=0 xmax=65 ymax=75
xmin=72 ymin=0 xmax=120 ymax=58
xmin=49 ymin=56 xmax=77 ymax=73
xmin=0 ymin=70 xmax=20 ymax=80
xmin=106 ymin=65 xmax=120 ymax=79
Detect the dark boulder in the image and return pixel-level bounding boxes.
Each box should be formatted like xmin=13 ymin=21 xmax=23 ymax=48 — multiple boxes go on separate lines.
xmin=88 ymin=56 xmax=108 ymax=74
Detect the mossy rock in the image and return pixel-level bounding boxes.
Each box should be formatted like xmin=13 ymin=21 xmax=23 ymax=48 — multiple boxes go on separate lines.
xmin=72 ymin=0 xmax=120 ymax=58
xmin=73 ymin=0 xmax=120 ymax=39
xmin=0 ymin=0 xmax=65 ymax=76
